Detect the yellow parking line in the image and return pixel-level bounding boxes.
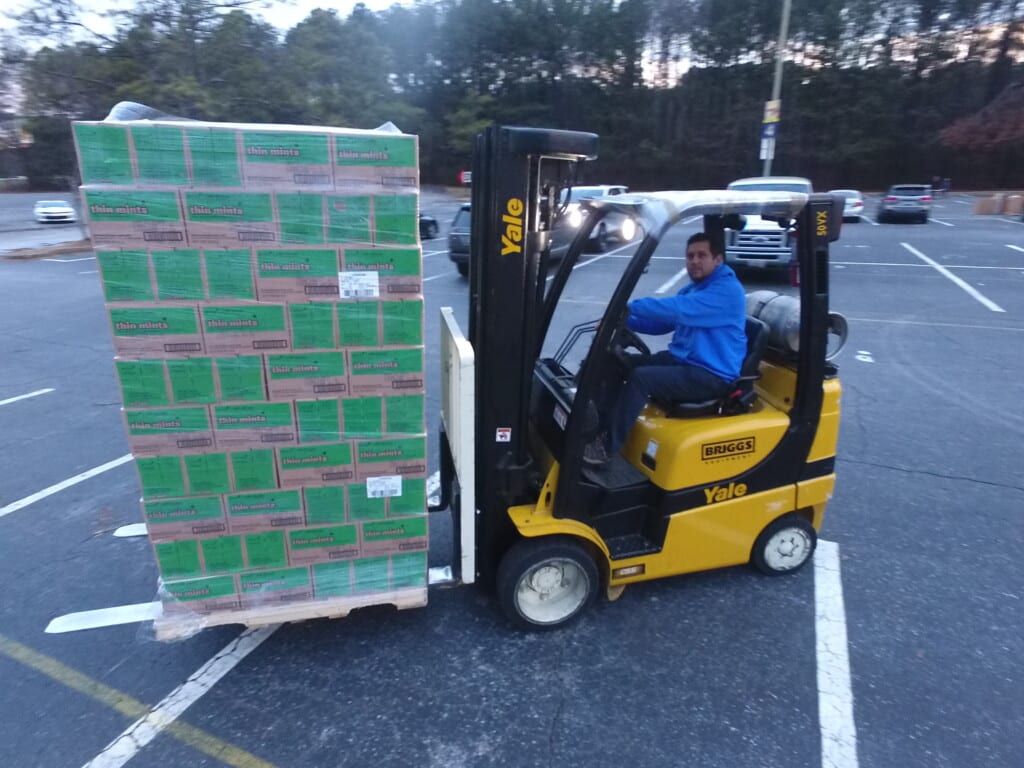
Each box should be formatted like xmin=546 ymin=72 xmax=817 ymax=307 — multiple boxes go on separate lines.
xmin=0 ymin=634 xmax=277 ymax=768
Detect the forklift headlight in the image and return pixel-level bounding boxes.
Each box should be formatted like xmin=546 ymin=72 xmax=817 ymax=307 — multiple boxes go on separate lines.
xmin=621 ymin=217 xmax=637 ymax=242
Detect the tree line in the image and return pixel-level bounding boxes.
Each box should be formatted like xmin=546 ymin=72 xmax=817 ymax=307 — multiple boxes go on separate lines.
xmin=2 ymin=0 xmax=1022 ymax=191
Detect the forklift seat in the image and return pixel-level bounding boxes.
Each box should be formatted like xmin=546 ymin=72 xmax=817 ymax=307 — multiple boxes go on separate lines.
xmin=658 ymin=316 xmax=768 ymax=418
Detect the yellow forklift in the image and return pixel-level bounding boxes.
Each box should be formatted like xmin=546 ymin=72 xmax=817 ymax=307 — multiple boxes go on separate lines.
xmin=432 ymin=126 xmax=846 ymax=629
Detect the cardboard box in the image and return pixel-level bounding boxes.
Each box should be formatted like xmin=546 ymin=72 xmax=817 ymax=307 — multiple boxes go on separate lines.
xmin=253 ymin=247 xmax=340 ymax=302
xmin=332 ymin=133 xmax=418 ymax=193
xmin=1004 ymin=195 xmax=1023 ymax=216
xmin=108 ymin=305 xmax=204 ymax=358
xmin=352 ymin=556 xmax=390 ymax=593
xmin=345 ymin=477 xmax=426 ymax=520
xmin=265 ymin=352 xmax=348 ymax=400
xmin=243 ymin=530 xmax=289 ymax=570
xmin=359 ymin=515 xmax=429 ymax=556
xmin=204 ymin=249 xmax=257 ymax=300
xmin=185 ymin=126 xmax=242 ymax=188
xmin=74 ymin=123 xmax=135 ymax=185
xmin=336 ymin=300 xmax=423 ymax=348
xmin=212 ymin=402 xmax=297 ymax=449
xmin=215 ymin=356 xmax=268 ymax=401
xmin=161 ymin=574 xmax=240 ymax=614
xmin=226 ymin=489 xmax=306 ymax=533
xmin=183 ymin=191 xmax=278 ymax=246
xmin=151 ymin=249 xmax=206 ymax=301
xmin=182 ymin=451 xmax=277 ymax=496
xmin=390 ymin=551 xmax=428 ymax=589
xmin=136 ymin=454 xmax=187 ymax=499
xmin=353 ymin=435 xmax=428 ymax=481
xmin=372 ymin=195 xmax=418 ymax=246
xmin=238 ymin=566 xmax=313 ymax=608
xmin=123 ymin=406 xmax=215 ymax=456
xmin=201 ymin=304 xmax=290 ymax=355
xmin=304 ymin=486 xmax=347 ymax=525
xmin=115 ymin=359 xmax=171 ymax=407
xmin=143 ymin=495 xmax=227 ymax=542
xmin=240 ymin=130 xmax=334 ymax=191
xmin=84 ymin=189 xmax=186 ymax=248
xmin=96 ymin=250 xmax=156 ymax=303
xmin=130 ymin=124 xmax=191 ymax=186
xmin=347 ymin=348 xmax=425 ymax=396
xmin=286 ymin=523 xmax=360 ymax=566
xmin=324 ymin=195 xmax=372 ymax=245
xmin=289 ymin=303 xmax=337 ymax=350
xmin=311 ymin=560 xmax=353 ymax=597
xmin=340 ymin=247 xmax=421 ymax=298
xmin=276 ymin=442 xmax=355 ymax=489
xmin=276 ymin=192 xmax=327 ymax=245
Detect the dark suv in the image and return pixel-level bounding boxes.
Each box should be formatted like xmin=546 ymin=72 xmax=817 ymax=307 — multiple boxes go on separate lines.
xmin=877 ymin=185 xmax=933 ymax=224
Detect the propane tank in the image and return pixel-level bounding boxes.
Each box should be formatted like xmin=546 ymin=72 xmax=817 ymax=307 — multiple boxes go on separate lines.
xmin=746 ymin=290 xmax=848 ymax=360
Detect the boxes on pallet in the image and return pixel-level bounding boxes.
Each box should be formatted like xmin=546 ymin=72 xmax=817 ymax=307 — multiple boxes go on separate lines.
xmin=83 ymin=189 xmax=186 ymax=248
xmin=160 ymin=575 xmax=240 ymax=614
xmin=253 ymin=247 xmax=340 ymax=302
xmin=286 ymin=523 xmax=360 ymax=566
xmin=347 ymin=348 xmax=425 ymax=397
xmin=123 ymin=405 xmax=215 ymax=456
xmin=108 ymin=305 xmax=204 ymax=358
xmin=226 ymin=488 xmax=306 ymax=533
xmin=265 ymin=352 xmax=348 ymax=400
xmin=276 ymin=442 xmax=355 ymax=488
xmin=340 ymin=246 xmax=422 ymax=298
xmin=238 ymin=566 xmax=314 ymax=608
xmin=353 ymin=435 xmax=428 ymax=482
xmin=143 ymin=495 xmax=227 ymax=542
xmin=201 ymin=304 xmax=290 ymax=355
xmin=212 ymin=401 xmax=297 ymax=449
xmin=359 ymin=515 xmax=429 ymax=556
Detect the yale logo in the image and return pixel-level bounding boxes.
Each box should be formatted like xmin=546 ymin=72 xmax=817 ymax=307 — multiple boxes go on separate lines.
xmin=701 ymin=436 xmax=755 ymax=461
xmin=704 ymin=482 xmax=747 ymax=504
xmin=501 ymin=197 xmax=524 ymax=256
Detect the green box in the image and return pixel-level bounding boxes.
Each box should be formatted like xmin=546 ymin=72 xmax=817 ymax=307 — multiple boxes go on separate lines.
xmin=385 ymin=394 xmax=424 ymax=435
xmin=342 ymin=396 xmax=383 ymax=438
xmin=381 ymin=300 xmax=423 ymax=346
xmin=200 ymin=535 xmax=245 ymax=574
xmin=388 ymin=477 xmax=427 ymax=517
xmin=295 ymin=399 xmax=340 ymax=443
xmin=214 ymin=402 xmax=295 ymax=432
xmin=109 ymin=306 xmax=200 ymax=337
xmin=347 ymin=484 xmax=385 ymax=521
xmin=289 ymin=303 xmax=336 ymax=350
xmin=184 ymin=453 xmax=231 ymax=496
xmin=266 ymin=352 xmax=345 ymax=383
xmin=125 ymin=406 xmax=211 ymax=436
xmin=97 ymin=250 xmax=154 ymax=302
xmin=204 ymin=249 xmax=255 ymax=300
xmin=136 ymin=455 xmax=186 ymax=499
xmin=155 ymin=540 xmax=202 ymax=579
xmin=163 ymin=575 xmax=237 ymax=604
xmin=343 ymin=247 xmax=420 ymax=278
xmin=152 ymin=249 xmax=204 ymax=301
xmin=244 ymin=531 xmax=288 ymax=569
xmin=238 ymin=566 xmax=311 ymax=597
xmin=312 ymin=561 xmax=352 ymax=597
xmin=391 ymin=551 xmax=427 ymax=589
xmin=349 ymin=348 xmax=424 ymax=378
xmin=183 ymin=191 xmax=273 ymax=224
xmin=334 ymin=135 xmax=416 ymax=169
xmin=304 ymin=486 xmax=347 ymax=525
xmin=325 ymin=195 xmax=371 ymax=244
xmin=216 ymin=356 xmax=266 ymax=401
xmin=187 ymin=128 xmax=241 ymax=187
xmin=337 ymin=302 xmax=380 ymax=347
xmin=277 ymin=442 xmax=353 ymax=488
xmin=166 ymin=358 xmax=216 ymax=404
xmin=256 ymin=248 xmax=337 ymax=279
xmin=362 ymin=516 xmax=428 ymax=543
xmin=73 ymin=123 xmax=133 ymax=185
xmin=227 ymin=490 xmax=302 ymax=518
xmin=84 ymin=190 xmax=181 ymax=222
xmin=373 ymin=195 xmax=418 ymax=245
xmin=132 ymin=125 xmax=188 ymax=185
xmin=288 ymin=524 xmax=357 ymax=552
xmin=115 ymin=360 xmax=170 ymax=407
xmin=277 ymin=193 xmax=326 ymax=245
xmin=202 ymin=304 xmax=287 ymax=334
xmin=353 ymin=556 xmax=389 ymax=593
xmin=244 ymin=132 xmax=330 ymax=165
xmin=230 ymin=449 xmax=277 ymax=491
xmin=144 ymin=495 xmax=224 ymax=530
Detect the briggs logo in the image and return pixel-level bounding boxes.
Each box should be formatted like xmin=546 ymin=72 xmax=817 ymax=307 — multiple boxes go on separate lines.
xmin=701 ymin=437 xmax=755 ymax=460
xmin=501 ymin=197 xmax=524 ymax=256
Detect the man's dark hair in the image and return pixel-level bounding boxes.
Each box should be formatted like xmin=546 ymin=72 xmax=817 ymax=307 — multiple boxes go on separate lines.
xmin=687 ymin=231 xmax=723 ymax=256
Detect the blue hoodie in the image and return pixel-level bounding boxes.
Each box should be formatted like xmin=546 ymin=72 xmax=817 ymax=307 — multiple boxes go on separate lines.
xmin=626 ymin=262 xmax=746 ymax=382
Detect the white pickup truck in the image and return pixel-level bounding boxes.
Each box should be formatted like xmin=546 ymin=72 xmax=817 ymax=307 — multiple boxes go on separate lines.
xmin=724 ymin=176 xmax=813 ymax=268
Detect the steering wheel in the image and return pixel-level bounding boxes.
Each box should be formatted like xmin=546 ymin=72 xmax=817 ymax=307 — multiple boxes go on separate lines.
xmin=615 ymin=325 xmax=651 ymax=357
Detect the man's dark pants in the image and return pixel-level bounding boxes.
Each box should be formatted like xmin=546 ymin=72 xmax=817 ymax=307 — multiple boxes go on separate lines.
xmin=607 ymin=351 xmax=730 ymax=453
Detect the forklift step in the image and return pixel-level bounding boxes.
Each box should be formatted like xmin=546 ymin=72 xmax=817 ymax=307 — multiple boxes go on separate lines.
xmin=581 ymin=454 xmax=648 ymax=489
xmin=605 ymin=533 xmax=662 ymax=560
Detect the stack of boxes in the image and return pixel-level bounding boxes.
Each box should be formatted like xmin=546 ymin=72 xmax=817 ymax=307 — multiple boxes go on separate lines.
xmin=73 ymin=119 xmax=429 ymax=621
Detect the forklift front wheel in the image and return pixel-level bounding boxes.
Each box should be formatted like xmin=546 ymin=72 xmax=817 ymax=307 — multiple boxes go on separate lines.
xmin=751 ymin=514 xmax=817 ymax=576
xmin=497 ymin=537 xmax=598 ymax=630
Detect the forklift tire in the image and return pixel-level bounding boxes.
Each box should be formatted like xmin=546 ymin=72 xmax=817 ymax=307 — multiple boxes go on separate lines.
xmin=456 ymin=262 xmax=469 ymax=277
xmin=497 ymin=537 xmax=599 ymax=630
xmin=750 ymin=514 xmax=817 ymax=576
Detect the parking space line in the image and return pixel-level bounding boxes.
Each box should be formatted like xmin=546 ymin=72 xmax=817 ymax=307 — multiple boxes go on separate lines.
xmin=545 ymin=242 xmax=637 ymax=282
xmin=422 ymin=248 xmax=448 ymax=258
xmin=930 ymin=217 xmax=955 ymax=227
xmin=1007 ymin=245 xmax=1024 ymax=254
xmin=833 ymin=261 xmax=1023 ymax=271
xmin=995 ymin=218 xmax=1024 ymax=225
xmin=900 ymin=243 xmax=1005 ymax=313
xmin=0 ymin=387 xmax=55 ymax=407
xmin=423 ymin=272 xmax=451 ymax=282
xmin=655 ymin=266 xmax=688 ymax=294
xmin=0 ymin=633 xmax=278 ymax=768
xmin=0 ymin=454 xmax=133 ymax=520
xmin=862 ymin=217 xmax=879 ymax=226
xmin=42 ymin=256 xmax=95 ymax=263
xmin=815 ymin=540 xmax=860 ymax=768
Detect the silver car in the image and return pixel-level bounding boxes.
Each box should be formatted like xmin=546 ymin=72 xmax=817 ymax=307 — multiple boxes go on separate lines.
xmin=33 ymin=199 xmax=77 ymax=224
xmin=829 ymin=189 xmax=865 ymax=222
xmin=877 ymin=184 xmax=932 ymax=224
xmin=556 ymin=185 xmax=638 ymax=252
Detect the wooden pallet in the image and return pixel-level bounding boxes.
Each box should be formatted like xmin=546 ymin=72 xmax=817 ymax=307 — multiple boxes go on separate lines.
xmin=152 ymin=587 xmax=428 ymax=641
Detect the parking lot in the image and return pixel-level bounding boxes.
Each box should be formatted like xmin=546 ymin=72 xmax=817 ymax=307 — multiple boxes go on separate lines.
xmin=1 ymin=192 xmax=1021 ymax=768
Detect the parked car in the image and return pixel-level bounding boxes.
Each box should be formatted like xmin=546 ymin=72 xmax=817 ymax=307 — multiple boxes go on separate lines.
xmin=554 ymin=185 xmax=638 ymax=252
xmin=877 ymin=184 xmax=932 ymax=223
xmin=829 ymin=189 xmax=865 ymax=222
xmin=33 ymin=200 xmax=77 ymax=224
xmin=448 ymin=204 xmax=473 ymax=276
xmin=723 ymin=176 xmax=813 ymax=268
xmin=418 ymin=213 xmax=439 ymax=240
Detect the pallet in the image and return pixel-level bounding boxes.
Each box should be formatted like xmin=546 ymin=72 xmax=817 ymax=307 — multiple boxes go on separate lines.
xmin=152 ymin=587 xmax=428 ymax=641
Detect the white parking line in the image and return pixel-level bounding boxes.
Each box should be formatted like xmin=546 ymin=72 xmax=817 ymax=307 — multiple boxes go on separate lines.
xmin=545 ymin=241 xmax=636 ymax=282
xmin=0 ymin=454 xmax=133 ymax=520
xmin=422 ymin=248 xmax=448 ymax=258
xmin=423 ymin=272 xmax=451 ymax=282
xmin=83 ymin=625 xmax=278 ymax=768
xmin=42 ymin=256 xmax=95 ymax=263
xmin=1007 ymin=244 xmax=1024 ymax=254
xmin=655 ymin=266 xmax=688 ymax=294
xmin=862 ymin=217 xmax=879 ymax=227
xmin=815 ymin=540 xmax=860 ymax=768
xmin=0 ymin=388 xmax=54 ymax=407
xmin=994 ymin=217 xmax=1024 ymax=225
xmin=930 ymin=217 xmax=955 ymax=227
xmin=833 ymin=261 xmax=1023 ymax=271
xmin=900 ymin=242 xmax=1005 ymax=313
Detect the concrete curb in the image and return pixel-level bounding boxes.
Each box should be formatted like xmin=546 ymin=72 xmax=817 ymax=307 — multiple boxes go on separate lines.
xmin=1 ymin=240 xmax=93 ymax=260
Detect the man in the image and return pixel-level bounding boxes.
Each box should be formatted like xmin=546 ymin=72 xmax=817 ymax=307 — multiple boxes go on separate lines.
xmin=584 ymin=231 xmax=747 ymax=465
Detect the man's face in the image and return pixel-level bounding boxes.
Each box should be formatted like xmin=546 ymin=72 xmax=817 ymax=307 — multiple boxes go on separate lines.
xmin=686 ymin=239 xmax=723 ymax=282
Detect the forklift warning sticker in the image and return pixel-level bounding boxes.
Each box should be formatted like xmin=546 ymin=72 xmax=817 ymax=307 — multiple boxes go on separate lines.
xmin=495 ymin=428 xmax=512 ymax=443
xmin=701 ymin=437 xmax=755 ymax=461
xmin=339 ymin=271 xmax=380 ymax=298
xmin=367 ymin=475 xmax=402 ymax=498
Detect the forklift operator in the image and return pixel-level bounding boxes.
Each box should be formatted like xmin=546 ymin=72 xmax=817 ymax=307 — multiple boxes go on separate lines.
xmin=584 ymin=232 xmax=747 ymax=465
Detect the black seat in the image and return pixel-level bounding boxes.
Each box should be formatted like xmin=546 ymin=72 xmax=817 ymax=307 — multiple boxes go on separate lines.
xmin=659 ymin=316 xmax=769 ymax=418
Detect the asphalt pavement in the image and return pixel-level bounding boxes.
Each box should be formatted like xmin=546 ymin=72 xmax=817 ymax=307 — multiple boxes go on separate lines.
xmin=0 ymin=192 xmax=1021 ymax=768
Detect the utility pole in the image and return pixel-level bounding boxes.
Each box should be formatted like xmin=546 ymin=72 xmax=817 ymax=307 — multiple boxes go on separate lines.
xmin=761 ymin=0 xmax=793 ymax=176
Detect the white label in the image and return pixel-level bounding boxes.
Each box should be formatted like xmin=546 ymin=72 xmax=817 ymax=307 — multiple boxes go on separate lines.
xmin=645 ymin=440 xmax=659 ymax=458
xmin=366 ymin=475 xmax=402 ymax=498
xmin=553 ymin=406 xmax=567 ymax=429
xmin=495 ymin=427 xmax=512 ymax=443
xmin=339 ymin=271 xmax=380 ymax=299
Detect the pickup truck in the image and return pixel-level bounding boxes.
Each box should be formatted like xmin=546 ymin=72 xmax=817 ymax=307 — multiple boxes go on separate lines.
xmin=724 ymin=176 xmax=813 ymax=268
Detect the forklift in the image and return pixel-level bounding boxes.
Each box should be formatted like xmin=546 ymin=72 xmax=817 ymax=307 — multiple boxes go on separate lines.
xmin=431 ymin=126 xmax=846 ymax=629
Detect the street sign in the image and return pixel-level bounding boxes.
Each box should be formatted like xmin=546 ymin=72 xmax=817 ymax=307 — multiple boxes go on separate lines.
xmin=760 ymin=123 xmax=778 ymax=140
xmin=458 ymin=170 xmax=472 ymax=185
xmin=763 ymin=100 xmax=781 ymax=124
xmin=759 ymin=138 xmax=776 ymax=161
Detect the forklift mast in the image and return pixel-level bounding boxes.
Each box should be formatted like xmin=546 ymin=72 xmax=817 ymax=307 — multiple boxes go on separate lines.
xmin=468 ymin=126 xmax=598 ymax=581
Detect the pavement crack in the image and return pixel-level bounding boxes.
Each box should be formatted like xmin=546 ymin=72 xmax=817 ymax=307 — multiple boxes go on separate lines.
xmin=838 ymin=457 xmax=1024 ymax=493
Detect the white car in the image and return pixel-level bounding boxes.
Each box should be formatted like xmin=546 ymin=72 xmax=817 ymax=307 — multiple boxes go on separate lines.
xmin=557 ymin=185 xmax=638 ymax=252
xmin=34 ymin=200 xmax=77 ymax=224
xmin=829 ymin=189 xmax=865 ymax=222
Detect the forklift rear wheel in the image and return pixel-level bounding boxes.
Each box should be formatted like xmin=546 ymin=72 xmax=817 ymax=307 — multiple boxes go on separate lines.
xmin=497 ymin=537 xmax=598 ymax=629
xmin=751 ymin=514 xmax=817 ymax=575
